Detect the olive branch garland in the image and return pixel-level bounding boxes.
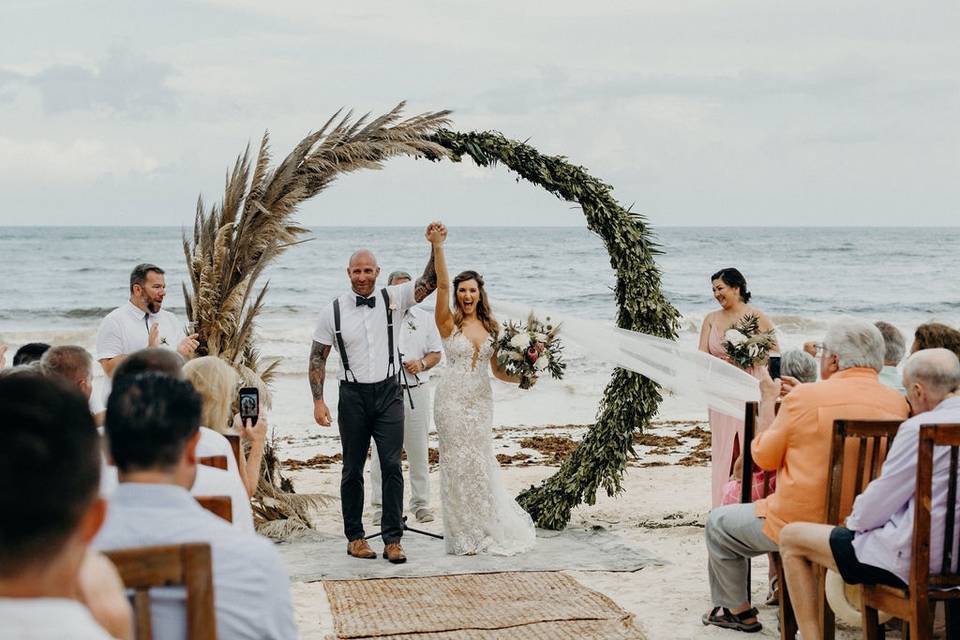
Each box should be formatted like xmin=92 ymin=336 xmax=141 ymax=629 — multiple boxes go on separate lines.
xmin=427 ymin=129 xmax=681 ymax=530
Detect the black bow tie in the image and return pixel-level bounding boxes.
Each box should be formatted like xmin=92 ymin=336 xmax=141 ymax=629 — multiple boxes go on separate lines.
xmin=356 ymin=296 xmax=376 ymax=309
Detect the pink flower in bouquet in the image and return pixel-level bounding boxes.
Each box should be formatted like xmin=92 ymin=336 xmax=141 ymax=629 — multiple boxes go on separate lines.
xmin=526 ymin=346 xmax=539 ymax=363
xmin=535 ymin=341 xmax=546 ymax=353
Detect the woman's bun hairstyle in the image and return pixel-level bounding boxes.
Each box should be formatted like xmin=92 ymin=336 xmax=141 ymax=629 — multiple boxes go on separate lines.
xmin=711 ymin=268 xmax=751 ymax=303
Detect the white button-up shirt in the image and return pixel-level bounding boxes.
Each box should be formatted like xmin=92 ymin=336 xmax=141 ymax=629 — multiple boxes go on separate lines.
xmin=313 ymin=281 xmax=417 ymax=383
xmin=96 ymin=301 xmax=185 ymax=361
xmin=847 ymin=396 xmax=960 ymax=583
xmin=397 ymin=306 xmax=443 ymax=383
xmin=93 ymin=483 xmax=297 ymax=640
xmin=0 ymin=598 xmax=116 ymax=639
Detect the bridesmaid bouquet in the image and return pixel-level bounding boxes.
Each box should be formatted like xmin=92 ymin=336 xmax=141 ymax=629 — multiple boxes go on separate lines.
xmin=493 ymin=313 xmax=566 ymax=389
xmin=722 ymin=314 xmax=776 ymax=370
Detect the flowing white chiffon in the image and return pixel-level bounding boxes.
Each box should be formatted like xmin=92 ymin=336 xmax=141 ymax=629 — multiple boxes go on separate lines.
xmin=491 ymin=300 xmax=759 ymax=418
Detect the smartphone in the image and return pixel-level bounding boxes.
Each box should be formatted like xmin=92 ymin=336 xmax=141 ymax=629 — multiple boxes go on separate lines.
xmin=238 ymin=387 xmax=259 ymax=426
xmin=768 ymin=354 xmax=782 ymax=380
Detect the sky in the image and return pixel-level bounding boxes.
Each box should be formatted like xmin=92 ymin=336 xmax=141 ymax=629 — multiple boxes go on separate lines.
xmin=0 ymin=1 xmax=957 ymax=227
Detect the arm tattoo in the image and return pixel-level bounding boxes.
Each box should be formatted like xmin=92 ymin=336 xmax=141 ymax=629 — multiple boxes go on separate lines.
xmin=308 ymin=341 xmax=331 ymax=401
xmin=414 ymin=246 xmax=438 ymax=302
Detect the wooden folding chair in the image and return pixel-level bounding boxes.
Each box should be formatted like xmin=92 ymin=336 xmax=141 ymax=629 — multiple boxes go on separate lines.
xmin=740 ymin=401 xmax=780 ymax=603
xmin=224 ymin=434 xmax=241 ymax=470
xmin=198 ymin=455 xmax=228 ymax=470
xmin=194 ymin=495 xmax=232 ymax=523
xmin=861 ymin=423 xmax=960 ymax=640
xmin=104 ymin=543 xmax=216 ymax=640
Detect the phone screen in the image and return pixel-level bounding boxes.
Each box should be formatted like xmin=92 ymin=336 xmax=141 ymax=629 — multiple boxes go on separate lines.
xmin=239 ymin=387 xmax=259 ymax=425
xmin=768 ymin=355 xmax=781 ymax=380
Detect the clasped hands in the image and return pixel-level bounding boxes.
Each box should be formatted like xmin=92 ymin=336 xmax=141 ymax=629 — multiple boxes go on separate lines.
xmin=147 ymin=323 xmax=199 ymax=358
xmin=426 ymin=221 xmax=447 ymax=245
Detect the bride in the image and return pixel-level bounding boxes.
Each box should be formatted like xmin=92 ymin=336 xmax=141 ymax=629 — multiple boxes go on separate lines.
xmin=428 ymin=224 xmax=537 ymax=556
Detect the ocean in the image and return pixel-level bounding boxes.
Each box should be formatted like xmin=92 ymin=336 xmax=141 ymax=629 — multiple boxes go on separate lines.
xmin=1 ymin=226 xmax=957 ymax=456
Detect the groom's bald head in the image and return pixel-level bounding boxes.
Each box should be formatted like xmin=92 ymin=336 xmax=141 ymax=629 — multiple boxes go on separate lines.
xmin=347 ymin=249 xmax=380 ymax=297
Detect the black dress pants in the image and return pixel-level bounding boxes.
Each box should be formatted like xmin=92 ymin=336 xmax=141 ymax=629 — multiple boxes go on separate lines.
xmin=337 ymin=377 xmax=404 ymax=544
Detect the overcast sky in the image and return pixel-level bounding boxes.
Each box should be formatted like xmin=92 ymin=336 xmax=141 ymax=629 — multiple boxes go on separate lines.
xmin=1 ymin=1 xmax=957 ymax=227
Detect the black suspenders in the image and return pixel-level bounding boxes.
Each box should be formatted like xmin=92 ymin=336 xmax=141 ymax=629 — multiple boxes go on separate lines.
xmin=332 ymin=288 xmax=396 ymax=384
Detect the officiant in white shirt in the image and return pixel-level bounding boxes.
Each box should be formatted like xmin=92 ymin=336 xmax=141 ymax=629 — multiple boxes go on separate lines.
xmin=95 ymin=263 xmax=199 ymax=378
xmin=369 ymin=270 xmax=443 ymax=526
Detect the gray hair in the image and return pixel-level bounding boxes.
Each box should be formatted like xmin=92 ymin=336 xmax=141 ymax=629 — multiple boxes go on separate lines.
xmin=40 ymin=346 xmax=93 ymax=381
xmin=781 ymin=349 xmax=818 ymax=383
xmin=822 ymin=319 xmax=885 ymax=373
xmin=903 ymin=348 xmax=960 ymax=396
xmin=387 ymin=270 xmax=412 ymax=285
xmin=874 ymin=321 xmax=906 ymax=365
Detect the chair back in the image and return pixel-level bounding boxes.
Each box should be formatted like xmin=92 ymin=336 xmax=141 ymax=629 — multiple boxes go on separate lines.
xmin=825 ymin=419 xmax=902 ymax=524
xmin=740 ymin=400 xmax=780 ymax=503
xmin=913 ymin=424 xmax=960 ymax=595
xmin=224 ymin=434 xmax=241 ymax=469
xmin=104 ymin=543 xmax=216 ymax=640
xmin=198 ymin=455 xmax=228 ymax=470
xmin=195 ymin=495 xmax=232 ymax=523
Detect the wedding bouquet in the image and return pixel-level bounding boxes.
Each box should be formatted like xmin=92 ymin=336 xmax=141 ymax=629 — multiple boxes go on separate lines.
xmin=722 ymin=314 xmax=776 ymax=370
xmin=493 ymin=313 xmax=566 ymax=390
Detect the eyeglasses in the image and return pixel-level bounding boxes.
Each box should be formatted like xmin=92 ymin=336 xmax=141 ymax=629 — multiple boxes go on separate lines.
xmin=813 ymin=343 xmax=828 ymax=358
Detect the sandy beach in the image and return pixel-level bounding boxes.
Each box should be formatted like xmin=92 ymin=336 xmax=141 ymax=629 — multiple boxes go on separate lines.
xmin=278 ymin=419 xmax=867 ymax=640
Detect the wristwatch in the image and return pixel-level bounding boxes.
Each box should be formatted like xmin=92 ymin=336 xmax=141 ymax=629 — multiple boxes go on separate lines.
xmin=420 ymin=358 xmax=427 ymax=371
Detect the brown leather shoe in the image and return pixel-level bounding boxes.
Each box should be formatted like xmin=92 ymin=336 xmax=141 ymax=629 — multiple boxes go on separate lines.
xmin=346 ymin=538 xmax=377 ymax=559
xmin=383 ymin=542 xmax=407 ymax=564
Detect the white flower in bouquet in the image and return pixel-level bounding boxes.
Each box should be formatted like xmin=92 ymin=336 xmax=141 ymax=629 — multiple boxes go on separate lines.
xmin=534 ymin=357 xmax=549 ymax=371
xmin=724 ymin=329 xmax=747 ymax=346
xmin=748 ymin=343 xmax=760 ymax=358
xmin=533 ymin=332 xmax=548 ymax=343
xmin=509 ymin=333 xmax=531 ymax=350
xmin=508 ymin=351 xmax=524 ymax=361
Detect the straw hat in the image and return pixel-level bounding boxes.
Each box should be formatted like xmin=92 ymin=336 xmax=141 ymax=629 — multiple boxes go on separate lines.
xmin=824 ymin=569 xmax=893 ymax=626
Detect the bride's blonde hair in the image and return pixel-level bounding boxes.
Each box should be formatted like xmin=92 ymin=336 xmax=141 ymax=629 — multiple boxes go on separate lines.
xmin=452 ymin=270 xmax=499 ymax=337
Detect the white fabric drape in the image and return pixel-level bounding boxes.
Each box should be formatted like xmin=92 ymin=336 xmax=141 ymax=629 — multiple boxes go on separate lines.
xmin=490 ymin=300 xmax=759 ymax=417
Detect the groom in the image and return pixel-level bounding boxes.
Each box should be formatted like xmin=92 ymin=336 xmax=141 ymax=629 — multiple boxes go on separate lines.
xmin=309 ymin=223 xmax=443 ymax=563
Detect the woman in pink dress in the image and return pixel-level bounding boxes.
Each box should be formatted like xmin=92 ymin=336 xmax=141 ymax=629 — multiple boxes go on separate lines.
xmin=697 ymin=268 xmax=778 ymax=508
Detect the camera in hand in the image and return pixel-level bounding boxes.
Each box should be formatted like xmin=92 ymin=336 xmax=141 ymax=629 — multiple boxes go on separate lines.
xmin=239 ymin=387 xmax=259 ymax=426
xmin=767 ymin=354 xmax=781 ymax=380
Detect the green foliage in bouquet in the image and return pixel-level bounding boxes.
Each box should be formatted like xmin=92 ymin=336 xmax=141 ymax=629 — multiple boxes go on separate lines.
xmin=428 ymin=130 xmax=681 ymax=529
xmin=493 ymin=313 xmax=566 ymax=390
xmin=722 ymin=314 xmax=776 ymax=370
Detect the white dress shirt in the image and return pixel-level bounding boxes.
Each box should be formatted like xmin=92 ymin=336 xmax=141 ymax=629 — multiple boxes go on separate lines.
xmin=313 ymin=281 xmax=417 ymax=383
xmin=96 ymin=301 xmax=185 ymax=361
xmin=847 ymin=396 xmax=960 ymax=583
xmin=0 ymin=598 xmax=117 ymax=639
xmin=94 ymin=483 xmax=297 ymax=640
xmin=397 ymin=306 xmax=443 ymax=383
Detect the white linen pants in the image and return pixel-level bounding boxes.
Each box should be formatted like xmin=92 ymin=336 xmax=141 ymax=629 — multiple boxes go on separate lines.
xmin=370 ymin=383 xmax=431 ymax=514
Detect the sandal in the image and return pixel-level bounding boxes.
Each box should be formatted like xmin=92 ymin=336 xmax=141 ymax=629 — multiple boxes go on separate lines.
xmin=701 ymin=606 xmax=763 ymax=633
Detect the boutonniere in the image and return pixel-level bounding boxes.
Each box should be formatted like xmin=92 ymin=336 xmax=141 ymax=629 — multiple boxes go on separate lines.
xmin=160 ymin=337 xmax=169 ymax=345
xmin=407 ymin=319 xmax=417 ymax=332
xmin=388 ymin=295 xmax=398 ymax=311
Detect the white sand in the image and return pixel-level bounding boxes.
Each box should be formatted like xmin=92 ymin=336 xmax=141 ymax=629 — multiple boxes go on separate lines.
xmin=280 ymin=437 xmax=866 ymax=640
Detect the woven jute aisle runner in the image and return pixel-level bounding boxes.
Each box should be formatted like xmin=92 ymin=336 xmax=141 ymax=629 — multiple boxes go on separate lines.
xmin=322 ymin=571 xmax=646 ymax=639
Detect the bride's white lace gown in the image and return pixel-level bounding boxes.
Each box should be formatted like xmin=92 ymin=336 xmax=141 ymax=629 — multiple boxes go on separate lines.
xmin=433 ymin=331 xmax=537 ymax=556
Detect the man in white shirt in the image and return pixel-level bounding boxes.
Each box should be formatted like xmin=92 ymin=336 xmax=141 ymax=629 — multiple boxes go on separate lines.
xmin=778 ymin=348 xmax=960 ymax=640
xmin=96 ymin=263 xmax=199 ymax=378
xmin=309 ymin=223 xmax=443 ymax=563
xmin=95 ymin=372 xmax=297 ymax=640
xmin=0 ymin=374 xmax=120 ymax=639
xmin=369 ymin=270 xmax=443 ymax=526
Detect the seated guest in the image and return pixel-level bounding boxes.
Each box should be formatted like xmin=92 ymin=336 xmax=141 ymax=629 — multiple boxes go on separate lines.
xmin=875 ymin=320 xmax=906 ymax=392
xmin=94 ymin=373 xmax=296 ymax=640
xmin=0 ymin=374 xmax=129 ymax=639
xmin=12 ymin=341 xmax=50 ymax=366
xmin=183 ymin=356 xmax=267 ymax=497
xmin=101 ymin=349 xmax=254 ymax=532
xmin=701 ymin=319 xmax=909 ymax=633
xmin=40 ymin=345 xmax=105 ymax=423
xmin=779 ymin=348 xmax=960 ymax=640
xmin=781 ymin=348 xmax=817 ymax=384
xmin=912 ymin=322 xmax=960 ymax=359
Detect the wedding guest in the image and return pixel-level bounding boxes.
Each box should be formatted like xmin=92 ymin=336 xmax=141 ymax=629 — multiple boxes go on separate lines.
xmin=779 ymin=348 xmax=960 ymax=640
xmin=0 ymin=374 xmax=125 ymax=639
xmin=701 ymin=319 xmax=908 ymax=633
xmin=308 ymin=225 xmax=441 ymax=563
xmin=875 ymin=320 xmax=906 ymax=392
xmin=40 ymin=345 xmax=105 ymax=424
xmin=94 ymin=373 xmax=296 ymax=640
xmin=698 ymin=268 xmax=778 ymax=508
xmin=780 ymin=348 xmax=817 ymax=384
xmin=911 ymin=322 xmax=960 ymax=359
xmin=370 ymin=269 xmax=443 ymax=526
xmin=13 ymin=341 xmax=50 ymax=366
xmin=95 ymin=263 xmax=199 ymax=378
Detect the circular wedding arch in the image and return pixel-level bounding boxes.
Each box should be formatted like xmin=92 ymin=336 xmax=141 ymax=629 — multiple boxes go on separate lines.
xmin=185 ymin=110 xmax=680 ymax=531
xmin=427 ymin=129 xmax=680 ymax=529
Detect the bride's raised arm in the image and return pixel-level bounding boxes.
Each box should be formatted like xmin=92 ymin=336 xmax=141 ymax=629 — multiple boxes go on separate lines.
xmin=428 ymin=223 xmax=455 ymax=338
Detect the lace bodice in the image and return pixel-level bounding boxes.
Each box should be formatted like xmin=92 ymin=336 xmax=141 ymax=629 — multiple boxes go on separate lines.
xmin=441 ymin=331 xmax=495 ymax=377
